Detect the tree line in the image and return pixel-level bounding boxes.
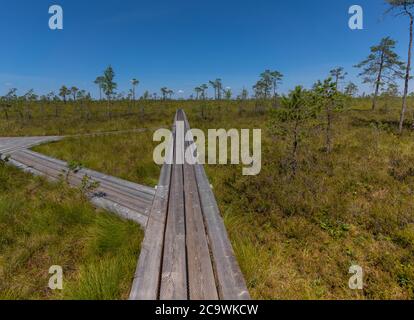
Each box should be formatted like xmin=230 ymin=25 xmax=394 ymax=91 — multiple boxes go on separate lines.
xmin=0 ymin=1 xmax=412 ymax=126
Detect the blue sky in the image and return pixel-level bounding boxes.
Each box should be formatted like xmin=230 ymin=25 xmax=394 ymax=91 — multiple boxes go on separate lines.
xmin=0 ymin=0 xmax=410 ymax=98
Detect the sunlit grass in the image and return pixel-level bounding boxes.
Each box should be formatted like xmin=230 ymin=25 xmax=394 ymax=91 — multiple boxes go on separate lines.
xmin=2 ymin=98 xmax=414 ymax=299
xmin=0 ymin=165 xmax=143 ymax=300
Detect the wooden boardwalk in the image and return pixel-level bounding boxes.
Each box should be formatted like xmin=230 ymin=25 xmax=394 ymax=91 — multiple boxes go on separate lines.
xmin=0 ymin=137 xmax=155 ymax=227
xmin=129 ymin=110 xmax=250 ymax=300
xmin=0 ymin=136 xmax=62 ymax=154
xmin=1 ymin=111 xmax=250 ymax=300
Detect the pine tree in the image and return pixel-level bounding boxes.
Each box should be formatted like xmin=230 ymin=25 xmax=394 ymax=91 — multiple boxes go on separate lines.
xmin=354 ymin=37 xmax=405 ymax=110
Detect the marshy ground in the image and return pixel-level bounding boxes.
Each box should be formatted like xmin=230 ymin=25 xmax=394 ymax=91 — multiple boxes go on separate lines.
xmin=1 ymin=99 xmax=414 ymax=299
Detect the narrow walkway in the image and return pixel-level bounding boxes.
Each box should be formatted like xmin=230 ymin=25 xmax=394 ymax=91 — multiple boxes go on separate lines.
xmin=129 ymin=110 xmax=250 ymax=300
xmin=0 ymin=137 xmax=154 ymax=227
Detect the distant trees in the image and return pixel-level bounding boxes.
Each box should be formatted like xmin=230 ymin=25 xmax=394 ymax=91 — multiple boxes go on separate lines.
xmin=0 ymin=88 xmax=17 ymax=120
xmin=209 ymin=79 xmax=223 ymax=100
xmin=141 ymin=90 xmax=150 ymax=100
xmin=344 ymin=82 xmax=359 ymax=97
xmin=59 ymin=85 xmax=70 ymax=104
xmin=45 ymin=91 xmax=60 ymax=117
xmin=253 ymin=70 xmax=284 ymax=109
xmin=194 ymin=86 xmax=202 ymax=100
xmin=70 ymin=86 xmax=79 ymax=101
xmin=240 ymin=88 xmax=249 ymax=100
xmin=386 ymin=1 xmax=414 ymax=131
xmin=94 ymin=76 xmax=105 ymax=100
xmin=161 ymin=87 xmax=168 ymax=100
xmin=161 ymin=87 xmax=174 ymax=100
xmin=131 ymin=79 xmax=139 ymax=102
xmin=0 ymin=98 xmax=11 ymax=121
xmin=101 ymin=66 xmax=117 ymax=118
xmin=22 ymin=89 xmax=38 ymax=120
xmin=253 ymin=80 xmax=267 ymax=99
xmin=195 ymin=85 xmax=208 ymax=100
xmin=329 ymin=67 xmax=347 ymax=89
xmin=200 ymin=84 xmax=208 ymax=100
xmin=224 ymin=87 xmax=232 ymax=100
xmin=355 ymin=37 xmax=405 ymax=111
xmin=262 ymin=70 xmax=284 ymax=99
xmin=168 ymin=89 xmax=174 ymax=99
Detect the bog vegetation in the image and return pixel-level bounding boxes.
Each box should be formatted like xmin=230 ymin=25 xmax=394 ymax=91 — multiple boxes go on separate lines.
xmin=1 ymin=0 xmax=414 ymax=300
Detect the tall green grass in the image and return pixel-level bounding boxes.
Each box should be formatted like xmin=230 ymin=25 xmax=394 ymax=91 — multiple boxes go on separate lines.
xmin=0 ymin=165 xmax=143 ymax=300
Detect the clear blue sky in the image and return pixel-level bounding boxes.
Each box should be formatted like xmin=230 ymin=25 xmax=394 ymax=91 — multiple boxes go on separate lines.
xmin=0 ymin=0 xmax=410 ymax=98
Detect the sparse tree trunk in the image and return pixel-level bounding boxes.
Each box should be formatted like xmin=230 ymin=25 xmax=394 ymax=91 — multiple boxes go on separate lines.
xmin=401 ymin=12 xmax=413 ymax=132
xmin=373 ymin=51 xmax=385 ymax=110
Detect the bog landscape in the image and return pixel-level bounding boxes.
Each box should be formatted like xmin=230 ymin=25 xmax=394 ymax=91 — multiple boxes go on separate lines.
xmin=1 ymin=0 xmax=414 ymax=301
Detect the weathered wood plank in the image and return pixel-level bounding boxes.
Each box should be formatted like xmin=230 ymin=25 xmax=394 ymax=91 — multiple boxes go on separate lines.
xmin=183 ymin=141 xmax=219 ymax=300
xmin=129 ymin=115 xmax=176 ymax=300
xmin=194 ymin=164 xmax=250 ymax=300
xmin=0 ymin=136 xmax=61 ymax=154
xmin=21 ymin=150 xmax=155 ymax=200
xmin=12 ymin=151 xmax=151 ymax=213
xmin=180 ymin=110 xmax=250 ymax=300
xmin=90 ymin=197 xmax=148 ymax=226
xmin=159 ymin=111 xmax=187 ymax=300
xmin=159 ymin=160 xmax=187 ymax=300
xmin=8 ymin=156 xmax=148 ymax=227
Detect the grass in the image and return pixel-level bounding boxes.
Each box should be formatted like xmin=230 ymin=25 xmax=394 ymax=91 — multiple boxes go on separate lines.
xmin=0 ymin=101 xmax=177 ymax=137
xmin=0 ymin=164 xmax=143 ymax=300
xmin=2 ymin=98 xmax=414 ymax=299
xmin=33 ymin=130 xmax=161 ymax=187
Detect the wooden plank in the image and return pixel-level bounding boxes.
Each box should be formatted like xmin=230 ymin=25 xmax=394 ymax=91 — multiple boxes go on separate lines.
xmin=15 ymin=150 xmax=153 ymax=205
xmin=159 ymin=111 xmax=187 ymax=300
xmin=9 ymin=157 xmax=148 ymax=227
xmin=90 ymin=197 xmax=148 ymax=227
xmin=22 ymin=150 xmax=155 ymax=200
xmin=159 ymin=160 xmax=187 ymax=300
xmin=129 ymin=115 xmax=176 ymax=300
xmin=6 ymin=158 xmax=53 ymax=179
xmin=183 ymin=134 xmax=219 ymax=300
xmin=180 ymin=110 xmax=250 ymax=300
xmin=11 ymin=151 xmax=151 ymax=216
xmin=194 ymin=164 xmax=250 ymax=300
xmin=0 ymin=136 xmax=61 ymax=154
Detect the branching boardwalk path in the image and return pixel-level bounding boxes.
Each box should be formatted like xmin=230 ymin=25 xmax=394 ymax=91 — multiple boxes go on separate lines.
xmin=0 ymin=136 xmax=155 ymax=227
xmin=0 ymin=110 xmax=250 ymax=300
